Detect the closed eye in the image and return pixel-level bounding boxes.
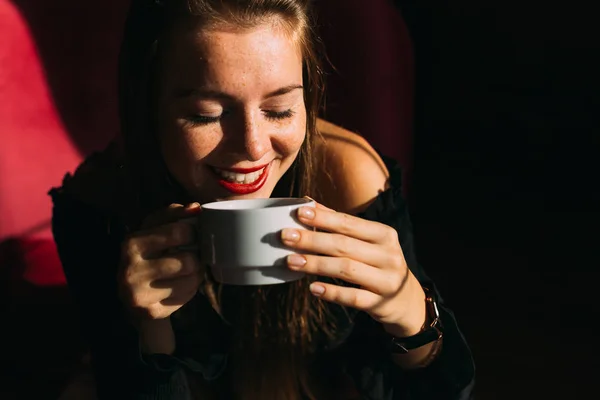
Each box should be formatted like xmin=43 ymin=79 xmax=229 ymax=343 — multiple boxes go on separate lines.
xmin=186 ymin=115 xmax=221 ymax=126
xmin=185 ymin=109 xmax=295 ymax=126
xmin=264 ymin=109 xmax=295 ymax=121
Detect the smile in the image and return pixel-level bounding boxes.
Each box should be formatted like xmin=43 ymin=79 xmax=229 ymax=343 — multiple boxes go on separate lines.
xmin=214 ymin=166 xmax=266 ymax=184
xmin=211 ymin=163 xmax=270 ymax=194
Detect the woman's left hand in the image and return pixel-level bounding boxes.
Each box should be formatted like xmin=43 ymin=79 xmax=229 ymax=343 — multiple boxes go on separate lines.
xmin=281 ymin=201 xmax=426 ymax=335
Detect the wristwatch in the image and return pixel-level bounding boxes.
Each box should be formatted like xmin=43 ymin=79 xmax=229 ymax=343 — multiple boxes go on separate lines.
xmin=388 ymin=283 xmax=444 ymax=354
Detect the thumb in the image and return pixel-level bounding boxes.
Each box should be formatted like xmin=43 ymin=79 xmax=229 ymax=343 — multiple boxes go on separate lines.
xmin=141 ymin=202 xmax=201 ymax=229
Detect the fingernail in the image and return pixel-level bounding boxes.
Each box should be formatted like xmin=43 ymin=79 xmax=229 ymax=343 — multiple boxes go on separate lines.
xmin=309 ymin=283 xmax=325 ymax=296
xmin=298 ymin=207 xmax=315 ymax=220
xmin=281 ymin=229 xmax=300 ymax=242
xmin=287 ymin=254 xmax=307 ymax=269
xmin=186 ymin=202 xmax=201 ymax=210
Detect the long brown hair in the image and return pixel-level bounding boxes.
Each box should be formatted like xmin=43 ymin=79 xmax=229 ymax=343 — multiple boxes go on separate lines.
xmin=118 ymin=1 xmax=344 ymax=398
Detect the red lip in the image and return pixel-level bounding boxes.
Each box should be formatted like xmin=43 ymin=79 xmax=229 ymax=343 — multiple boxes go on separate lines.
xmin=215 ymin=164 xmax=268 ymax=173
xmin=213 ymin=163 xmax=270 ymax=195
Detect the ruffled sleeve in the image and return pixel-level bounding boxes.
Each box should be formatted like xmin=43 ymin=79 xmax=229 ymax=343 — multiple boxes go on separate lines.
xmin=347 ymin=154 xmax=476 ymax=399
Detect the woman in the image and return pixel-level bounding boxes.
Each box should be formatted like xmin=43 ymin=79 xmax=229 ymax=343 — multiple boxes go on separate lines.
xmin=51 ymin=0 xmax=475 ymax=399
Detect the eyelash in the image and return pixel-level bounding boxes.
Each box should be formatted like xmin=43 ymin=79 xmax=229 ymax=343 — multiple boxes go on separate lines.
xmin=186 ymin=109 xmax=296 ymax=126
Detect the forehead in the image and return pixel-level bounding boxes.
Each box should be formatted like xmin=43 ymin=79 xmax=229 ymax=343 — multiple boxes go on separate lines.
xmin=159 ymin=21 xmax=303 ymax=91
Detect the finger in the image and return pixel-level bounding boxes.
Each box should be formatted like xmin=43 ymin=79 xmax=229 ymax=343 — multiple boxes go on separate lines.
xmin=308 ymin=281 xmax=380 ymax=311
xmin=147 ymin=295 xmax=197 ymax=320
xmin=156 ymin=274 xmax=202 ymax=309
xmin=152 ymin=272 xmax=202 ymax=295
xmin=281 ymin=228 xmax=385 ymax=267
xmin=128 ymin=272 xmax=201 ymax=312
xmin=295 ymin=205 xmax=393 ymax=244
xmin=302 ymin=197 xmax=334 ymax=211
xmin=138 ymin=280 xmax=199 ymax=319
xmin=142 ymin=203 xmax=201 ymax=229
xmin=130 ymin=221 xmax=197 ymax=258
xmin=287 ymin=254 xmax=394 ymax=295
xmin=160 ymin=287 xmax=199 ymax=307
xmin=148 ymin=251 xmax=201 ymax=280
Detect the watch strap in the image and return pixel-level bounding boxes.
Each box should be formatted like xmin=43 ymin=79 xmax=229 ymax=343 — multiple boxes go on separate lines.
xmin=388 ymin=283 xmax=443 ymax=354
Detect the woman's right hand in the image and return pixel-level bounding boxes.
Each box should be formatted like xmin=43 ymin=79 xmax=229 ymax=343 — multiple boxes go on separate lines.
xmin=118 ymin=203 xmax=203 ymax=321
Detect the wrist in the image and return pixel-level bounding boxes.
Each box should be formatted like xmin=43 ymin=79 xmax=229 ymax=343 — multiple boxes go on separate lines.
xmin=383 ymin=275 xmax=427 ymax=337
xmin=383 ymin=281 xmax=444 ymax=368
xmin=139 ymin=319 xmax=176 ymax=355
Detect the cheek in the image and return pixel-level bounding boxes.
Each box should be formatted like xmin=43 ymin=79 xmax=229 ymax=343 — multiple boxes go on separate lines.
xmin=275 ymin=112 xmax=307 ymax=156
xmin=159 ymin=127 xmax=190 ymax=168
xmin=157 ymin=98 xmax=212 ymax=164
xmin=158 ymin=122 xmax=219 ymax=174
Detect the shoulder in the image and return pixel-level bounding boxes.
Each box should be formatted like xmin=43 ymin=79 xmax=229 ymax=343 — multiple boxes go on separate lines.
xmin=314 ymin=119 xmax=390 ymax=214
xmin=50 ymin=140 xmax=125 ymax=213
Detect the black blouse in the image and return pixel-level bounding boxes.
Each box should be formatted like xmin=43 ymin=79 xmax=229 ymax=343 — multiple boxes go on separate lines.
xmin=50 ymin=154 xmax=475 ymax=399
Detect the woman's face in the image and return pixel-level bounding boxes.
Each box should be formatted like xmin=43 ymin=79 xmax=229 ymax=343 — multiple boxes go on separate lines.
xmin=157 ymin=20 xmax=306 ymax=203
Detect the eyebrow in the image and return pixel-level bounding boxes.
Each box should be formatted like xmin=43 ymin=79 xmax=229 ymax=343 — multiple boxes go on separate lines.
xmin=175 ymin=84 xmax=304 ymax=100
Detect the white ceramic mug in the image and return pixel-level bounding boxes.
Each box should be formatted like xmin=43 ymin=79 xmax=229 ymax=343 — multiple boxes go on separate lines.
xmin=199 ymin=197 xmax=315 ymax=285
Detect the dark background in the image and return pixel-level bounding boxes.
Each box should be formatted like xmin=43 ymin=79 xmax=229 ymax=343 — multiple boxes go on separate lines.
xmin=393 ymin=0 xmax=599 ymax=398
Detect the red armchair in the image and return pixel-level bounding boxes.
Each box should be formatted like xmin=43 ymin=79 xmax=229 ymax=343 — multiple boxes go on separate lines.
xmin=0 ymin=0 xmax=413 ymax=397
xmin=1 ymin=0 xmax=126 ymax=397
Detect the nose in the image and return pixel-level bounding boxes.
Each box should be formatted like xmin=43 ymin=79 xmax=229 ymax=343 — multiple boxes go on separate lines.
xmin=239 ymin=111 xmax=271 ymax=162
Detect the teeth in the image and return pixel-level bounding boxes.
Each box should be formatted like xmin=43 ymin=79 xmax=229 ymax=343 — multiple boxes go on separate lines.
xmin=215 ymin=167 xmax=265 ymax=184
